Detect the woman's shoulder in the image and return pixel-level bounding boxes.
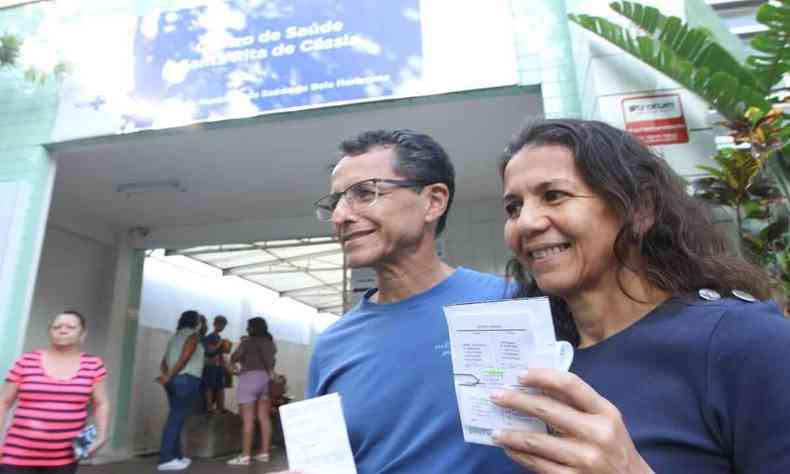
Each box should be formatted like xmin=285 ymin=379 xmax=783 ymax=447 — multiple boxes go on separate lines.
xmin=248 ymin=336 xmax=276 ymax=354
xmin=80 ymin=353 xmax=107 ymax=373
xmin=13 ymin=351 xmax=42 ymax=365
xmin=709 ymin=297 xmax=787 ymax=331
xmin=657 ymin=294 xmax=787 ymax=355
xmin=702 ymin=297 xmax=790 ymax=364
xmin=80 ymin=353 xmax=105 ymax=363
xmin=672 ymin=292 xmax=785 ymax=325
xmin=253 ymin=336 xmax=275 ymax=345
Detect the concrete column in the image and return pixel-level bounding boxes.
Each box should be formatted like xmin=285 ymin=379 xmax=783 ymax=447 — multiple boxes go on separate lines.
xmin=93 ymin=234 xmax=145 ymax=462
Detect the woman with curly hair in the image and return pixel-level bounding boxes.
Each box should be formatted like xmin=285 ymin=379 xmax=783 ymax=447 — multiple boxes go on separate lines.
xmin=492 ymin=119 xmax=790 ymax=473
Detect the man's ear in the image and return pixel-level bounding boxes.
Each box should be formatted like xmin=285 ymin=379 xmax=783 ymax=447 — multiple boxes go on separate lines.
xmin=423 ymin=183 xmax=450 ymax=225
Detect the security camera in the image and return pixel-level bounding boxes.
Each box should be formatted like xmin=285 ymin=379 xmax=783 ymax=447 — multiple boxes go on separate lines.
xmin=129 ymin=226 xmax=151 ymax=238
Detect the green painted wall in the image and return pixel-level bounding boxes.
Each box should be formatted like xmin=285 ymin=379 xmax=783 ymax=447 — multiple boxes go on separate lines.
xmin=0 ymin=3 xmax=59 ymax=374
xmin=511 ymin=0 xmax=581 ymax=118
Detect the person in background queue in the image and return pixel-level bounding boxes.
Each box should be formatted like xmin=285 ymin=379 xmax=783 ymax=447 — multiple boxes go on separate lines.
xmin=491 ymin=119 xmax=790 ymax=473
xmin=202 ymin=315 xmax=230 ymax=414
xmin=156 ymin=310 xmax=204 ymax=471
xmin=0 ymin=311 xmax=110 ymax=474
xmin=226 ymin=317 xmax=277 ymax=466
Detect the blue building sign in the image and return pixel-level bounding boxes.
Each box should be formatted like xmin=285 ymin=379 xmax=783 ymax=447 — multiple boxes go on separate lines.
xmin=127 ymin=0 xmax=422 ymax=129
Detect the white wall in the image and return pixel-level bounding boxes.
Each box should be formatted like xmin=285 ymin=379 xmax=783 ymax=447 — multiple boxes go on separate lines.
xmin=443 ymin=199 xmax=510 ymax=276
xmin=26 ymin=225 xmax=116 ymax=356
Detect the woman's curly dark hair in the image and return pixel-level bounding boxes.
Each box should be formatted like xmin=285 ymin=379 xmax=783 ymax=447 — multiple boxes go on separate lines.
xmin=500 ymin=119 xmax=772 ymax=346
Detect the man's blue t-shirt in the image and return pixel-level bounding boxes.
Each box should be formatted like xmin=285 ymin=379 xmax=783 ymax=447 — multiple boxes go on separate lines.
xmin=572 ymin=294 xmax=790 ymax=473
xmin=307 ymin=267 xmax=522 ymax=474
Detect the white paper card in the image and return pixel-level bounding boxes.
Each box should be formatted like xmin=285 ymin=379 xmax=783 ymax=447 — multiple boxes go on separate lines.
xmin=444 ymin=298 xmax=574 ymax=446
xmin=279 ymin=393 xmax=358 ymax=474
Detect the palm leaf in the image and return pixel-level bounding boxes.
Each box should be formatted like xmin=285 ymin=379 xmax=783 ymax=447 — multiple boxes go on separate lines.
xmin=746 ymin=2 xmax=790 ymax=89
xmin=568 ymin=13 xmax=771 ymax=122
xmin=610 ymin=2 xmax=769 ymax=94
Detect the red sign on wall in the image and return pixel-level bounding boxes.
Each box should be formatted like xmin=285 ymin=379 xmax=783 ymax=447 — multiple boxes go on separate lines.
xmin=622 ymin=94 xmax=689 ymax=145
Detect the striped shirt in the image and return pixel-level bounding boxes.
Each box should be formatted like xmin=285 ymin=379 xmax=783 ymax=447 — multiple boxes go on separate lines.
xmin=1 ymin=351 xmax=107 ymax=466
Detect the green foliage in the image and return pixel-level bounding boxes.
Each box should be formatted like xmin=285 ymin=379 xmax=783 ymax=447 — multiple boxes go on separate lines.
xmin=0 ymin=31 xmax=71 ymax=83
xmin=611 ymin=1 xmax=770 ymax=93
xmin=0 ymin=33 xmax=21 ymax=67
xmin=568 ymin=2 xmax=771 ymax=123
xmin=691 ymin=148 xmax=789 ymax=298
xmin=746 ymin=1 xmax=790 ymax=90
xmin=694 ymin=149 xmax=762 ymax=205
xmin=569 ymin=1 xmax=790 ymax=303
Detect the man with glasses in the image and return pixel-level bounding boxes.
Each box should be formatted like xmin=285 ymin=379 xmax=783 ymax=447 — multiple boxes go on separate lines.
xmin=296 ymin=129 xmax=521 ymax=474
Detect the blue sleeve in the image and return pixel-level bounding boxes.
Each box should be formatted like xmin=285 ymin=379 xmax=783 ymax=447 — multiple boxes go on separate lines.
xmin=305 ymin=338 xmax=325 ymax=398
xmin=705 ymin=301 xmax=790 ymax=473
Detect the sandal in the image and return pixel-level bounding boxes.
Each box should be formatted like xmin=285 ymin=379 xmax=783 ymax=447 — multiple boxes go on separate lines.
xmin=227 ymin=454 xmax=251 ymax=466
xmin=255 ymin=452 xmax=270 ymax=462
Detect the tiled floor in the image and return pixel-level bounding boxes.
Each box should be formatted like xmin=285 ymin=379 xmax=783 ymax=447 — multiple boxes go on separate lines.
xmin=80 ymin=449 xmax=288 ymax=473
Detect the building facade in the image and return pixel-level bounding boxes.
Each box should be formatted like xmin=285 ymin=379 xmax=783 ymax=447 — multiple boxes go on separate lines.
xmin=0 ymin=0 xmax=745 ymax=460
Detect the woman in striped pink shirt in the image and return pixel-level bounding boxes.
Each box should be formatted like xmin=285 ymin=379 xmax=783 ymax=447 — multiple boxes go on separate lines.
xmin=0 ymin=310 xmax=110 ymax=474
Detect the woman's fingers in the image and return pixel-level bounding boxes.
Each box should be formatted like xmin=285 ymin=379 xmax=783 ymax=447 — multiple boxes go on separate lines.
xmin=518 ymin=368 xmax=616 ymax=416
xmin=495 ymin=434 xmax=576 ymax=474
xmin=493 ymin=429 xmax=596 ymax=469
xmin=491 ymin=371 xmax=654 ymax=474
xmin=490 ymin=388 xmax=598 ymax=441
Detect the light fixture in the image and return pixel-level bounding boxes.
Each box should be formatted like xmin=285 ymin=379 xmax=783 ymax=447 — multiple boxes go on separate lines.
xmin=116 ymin=179 xmax=185 ymax=195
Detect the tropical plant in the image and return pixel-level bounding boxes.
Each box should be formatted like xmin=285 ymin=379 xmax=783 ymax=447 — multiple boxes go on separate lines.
xmin=569 ymin=1 xmax=790 ymax=304
xmin=0 ymin=33 xmax=21 ymax=67
xmin=690 ymin=147 xmax=788 ymax=298
xmin=0 ymin=31 xmax=70 ymax=82
xmin=569 ymin=2 xmax=777 ymax=122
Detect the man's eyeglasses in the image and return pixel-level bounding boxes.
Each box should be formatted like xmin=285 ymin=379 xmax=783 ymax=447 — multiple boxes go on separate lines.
xmin=313 ymin=178 xmax=428 ymax=222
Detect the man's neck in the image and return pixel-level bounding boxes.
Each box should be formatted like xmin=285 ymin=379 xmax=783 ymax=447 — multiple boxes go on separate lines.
xmin=371 ymin=252 xmax=454 ymax=304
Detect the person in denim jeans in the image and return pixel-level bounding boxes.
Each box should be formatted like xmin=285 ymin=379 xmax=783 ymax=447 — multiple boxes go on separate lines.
xmin=156 ymin=310 xmax=205 ymax=471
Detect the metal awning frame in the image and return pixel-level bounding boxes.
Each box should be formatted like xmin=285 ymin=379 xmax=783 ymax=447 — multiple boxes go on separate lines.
xmin=169 ymin=237 xmax=347 ymax=315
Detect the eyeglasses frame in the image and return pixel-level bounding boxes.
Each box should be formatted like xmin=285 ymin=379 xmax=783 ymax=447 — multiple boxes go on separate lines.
xmin=313 ymin=178 xmax=429 ymax=222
